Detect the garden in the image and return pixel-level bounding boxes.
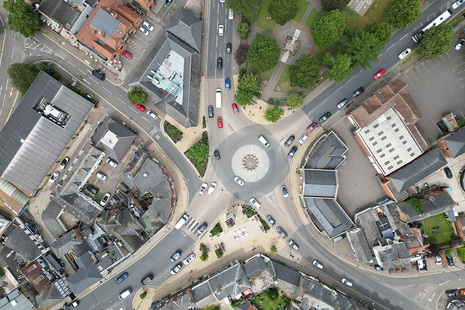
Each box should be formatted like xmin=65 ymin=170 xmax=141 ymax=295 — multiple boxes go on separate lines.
xmin=185 ymin=132 xmax=209 ymax=176
xmin=423 ymin=214 xmax=455 ymax=246
xmin=252 ymin=288 xmax=290 ymax=310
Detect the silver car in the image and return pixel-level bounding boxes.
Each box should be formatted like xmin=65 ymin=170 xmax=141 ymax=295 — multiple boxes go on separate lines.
xmin=234 ymin=176 xmax=244 ymax=186
xmin=398 ymin=48 xmax=411 ymax=60
xmin=143 ymin=21 xmax=154 ymax=31
xmin=139 ymin=27 xmax=149 ymax=36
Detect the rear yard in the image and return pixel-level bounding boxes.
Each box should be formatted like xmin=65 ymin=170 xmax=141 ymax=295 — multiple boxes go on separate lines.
xmin=423 ymin=214 xmax=455 ymax=246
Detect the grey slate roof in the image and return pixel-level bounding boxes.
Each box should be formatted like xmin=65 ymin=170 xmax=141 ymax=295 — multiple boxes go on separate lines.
xmin=346 ymin=228 xmax=374 ymax=263
xmin=354 ymin=208 xmax=382 ymax=247
xmin=0 ymin=71 xmax=93 ymax=193
xmin=66 ymin=252 xmax=103 ymax=294
xmin=49 ymin=191 xmax=103 ymax=223
xmin=4 ymin=225 xmax=42 ymax=262
xmin=92 ymin=118 xmax=136 ymax=162
xmin=399 ymin=191 xmax=456 ymax=223
xmin=304 ymin=132 xmax=347 ymax=169
xmin=50 ymin=228 xmax=90 ymax=258
xmin=90 ymin=9 xmax=120 ymax=38
xmin=388 ymin=148 xmax=447 ymax=193
xmin=373 ymin=242 xmax=411 ymax=270
xmin=0 ymin=288 xmax=35 ymax=309
xmin=112 ymin=209 xmax=145 ymax=253
xmin=302 ymin=278 xmax=361 ymax=310
xmin=242 ymin=255 xmax=269 ymax=278
xmin=166 ymin=8 xmax=202 ymax=53
xmin=302 ymin=169 xmax=337 ymax=198
xmin=41 ymin=200 xmax=66 ymax=239
xmin=38 ymin=0 xmax=80 ymax=30
xmin=269 ymin=260 xmax=300 ymax=293
xmin=444 ymin=127 xmax=465 ymax=158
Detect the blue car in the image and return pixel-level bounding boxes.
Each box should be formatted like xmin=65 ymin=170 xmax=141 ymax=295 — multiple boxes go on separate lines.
xmin=116 ymin=272 xmax=128 ymax=284
xmin=225 ymin=78 xmax=231 ymax=90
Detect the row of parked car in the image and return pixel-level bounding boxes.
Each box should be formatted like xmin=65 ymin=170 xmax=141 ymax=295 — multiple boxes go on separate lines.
xmin=169 ymin=250 xmax=196 ymax=275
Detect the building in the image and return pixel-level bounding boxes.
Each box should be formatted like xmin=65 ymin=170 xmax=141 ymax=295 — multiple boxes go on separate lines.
xmin=439 ymin=126 xmax=465 ymax=158
xmin=65 ymin=252 xmax=103 ymax=295
xmin=398 ymin=191 xmax=456 ymax=223
xmin=0 ymin=288 xmax=35 ymax=310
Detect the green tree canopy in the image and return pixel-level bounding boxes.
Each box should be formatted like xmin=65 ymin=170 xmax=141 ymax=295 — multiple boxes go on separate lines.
xmin=311 ymin=10 xmax=345 ymax=48
xmin=226 ymin=0 xmax=261 ymax=22
xmin=234 ymin=44 xmax=249 ymax=65
xmin=237 ymin=70 xmax=261 ymax=94
xmin=269 ymin=0 xmax=298 ymax=25
xmin=247 ymin=34 xmax=280 ymax=71
xmin=8 ymin=63 xmax=39 ymax=94
xmin=237 ymin=23 xmax=250 ymax=39
xmin=322 ymin=52 xmax=353 ymax=83
xmin=3 ymin=0 xmax=40 ymax=38
xmin=289 ymin=54 xmax=321 ymax=89
xmin=365 ymin=22 xmax=393 ymax=46
xmin=235 ymin=89 xmax=254 ymax=106
xmin=418 ymin=24 xmax=454 ymax=58
xmin=264 ymin=106 xmax=284 ymax=122
xmin=321 ymin=0 xmax=345 ymax=11
xmin=340 ymin=30 xmax=383 ymax=70
xmin=286 ymin=92 xmax=304 ymax=109
xmin=127 ymin=87 xmax=147 ymax=105
xmin=385 ymin=0 xmax=422 ymax=29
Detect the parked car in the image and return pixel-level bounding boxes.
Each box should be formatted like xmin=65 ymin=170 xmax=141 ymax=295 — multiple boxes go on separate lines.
xmin=319 ymin=112 xmax=331 ymax=124
xmin=312 ymin=260 xmax=324 ymax=269
xmin=198 ymin=182 xmax=208 ymax=196
xmin=435 ymin=255 xmax=443 ymax=265
xmin=207 ymin=182 xmax=217 ymax=195
xmin=307 ymin=122 xmax=317 ymax=132
xmin=228 ymin=8 xmax=233 ymax=19
xmin=281 ymin=185 xmax=289 ymax=197
xmin=455 ymin=39 xmax=465 ymax=50
xmin=249 ymin=197 xmax=261 ymax=208
xmin=225 ymin=78 xmax=231 ymax=90
xmin=226 ymin=43 xmax=232 ymax=54
xmin=100 ymin=193 xmax=111 ymax=206
xmin=135 ymin=103 xmax=146 ymax=112
xmin=336 ymin=98 xmax=348 ymax=110
xmin=232 ymin=103 xmax=239 ymax=114
xmin=437 ymin=121 xmax=449 ymax=134
xmin=444 ymin=167 xmax=453 ymax=179
xmin=166 ymin=0 xmax=173 ymax=5
xmin=447 ymin=290 xmax=459 ymax=297
xmin=214 ymin=150 xmax=220 ymax=160
xmin=217 ymin=57 xmax=223 ymax=70
xmin=170 ymin=263 xmax=182 ymax=275
xmin=374 ymin=69 xmax=386 ymax=79
xmin=276 ymin=226 xmax=287 ymax=239
xmin=258 ymin=135 xmax=270 ymax=147
xmin=86 ymin=185 xmax=99 ymax=195
xmin=299 ymin=133 xmax=309 ymax=144
xmin=398 ymin=48 xmax=411 ymax=60
xmin=352 ymin=87 xmax=364 ymax=98
xmin=374 ymin=265 xmax=384 ymax=271
xmin=96 ymin=171 xmax=107 ymax=181
xmin=452 ymin=0 xmax=465 ymax=9
xmin=106 ymin=158 xmax=118 ymax=167
xmin=183 ymin=253 xmax=196 ymax=266
xmin=341 ymin=278 xmax=353 ymax=287
xmin=288 ymin=239 xmax=299 ymax=251
xmin=147 ymin=111 xmax=158 ymax=119
xmin=116 ymin=272 xmax=128 ymax=284
xmin=141 ymin=274 xmax=153 ymax=285
xmin=60 ymin=157 xmax=69 ymax=169
xmin=234 ymin=176 xmax=244 ymax=186
xmin=266 ymin=215 xmax=276 ymax=226
xmin=446 ymin=255 xmax=454 ymax=266
xmin=284 ymin=135 xmax=295 ymax=147
xmin=218 ymin=25 xmax=224 ymax=36
xmin=287 ymin=146 xmax=297 ymax=159
xmin=170 ymin=250 xmax=182 ymax=262
xmin=122 ymin=51 xmax=133 ymax=59
xmin=49 ymin=171 xmax=60 ymax=183
xmin=208 ymin=105 xmax=214 ymax=118
xmin=197 ymin=222 xmax=208 ymax=234
xmin=217 ymin=117 xmax=223 ymax=128
xmin=143 ymin=21 xmax=154 ymax=31
xmin=139 ymin=27 xmax=149 ymax=36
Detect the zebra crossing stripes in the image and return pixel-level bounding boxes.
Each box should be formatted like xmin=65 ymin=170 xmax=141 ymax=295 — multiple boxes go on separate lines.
xmin=185 ymin=217 xmax=199 ymax=232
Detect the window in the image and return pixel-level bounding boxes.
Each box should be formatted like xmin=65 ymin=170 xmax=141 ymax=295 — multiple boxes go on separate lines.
xmin=377 ymin=149 xmax=382 ymax=153
xmin=384 ymin=161 xmax=390 ymax=165
xmin=397 ymin=160 xmax=403 ymax=165
xmin=394 ymin=128 xmax=399 ymax=133
xmin=389 ymin=148 xmax=395 ymax=153
xmin=386 ymin=143 xmax=392 ymax=148
xmin=369 ymin=137 xmax=375 ymax=141
xmin=380 ymin=154 xmax=385 ymax=158
xmin=387 ymin=165 xmax=394 ymax=170
xmin=381 ymin=136 xmax=387 ymax=141
xmin=407 ymin=147 xmax=412 ymax=152
xmin=410 ymin=152 xmax=415 ymax=157
xmin=373 ymin=124 xmax=379 ymax=129
xmin=373 ymin=142 xmax=378 ymax=146
xmin=399 ymin=135 xmax=404 ymax=140
xmin=394 ymin=155 xmax=400 ymax=160
xmin=364 ymin=130 xmax=370 ymax=134
xmin=391 ymin=123 xmax=397 ymax=128
xmin=378 ymin=131 xmax=385 ymax=136
xmin=402 ymin=140 xmax=407 ymax=145
xmin=387 ymin=116 xmax=392 ymax=120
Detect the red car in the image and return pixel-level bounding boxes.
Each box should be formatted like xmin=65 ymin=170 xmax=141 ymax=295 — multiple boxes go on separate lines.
xmin=307 ymin=122 xmax=317 ymax=132
xmin=374 ymin=69 xmax=386 ymax=79
xmin=123 ymin=51 xmax=133 ymax=59
xmin=135 ymin=103 xmax=146 ymax=112
xmin=217 ymin=117 xmax=223 ymax=128
xmin=232 ymin=103 xmax=239 ymax=114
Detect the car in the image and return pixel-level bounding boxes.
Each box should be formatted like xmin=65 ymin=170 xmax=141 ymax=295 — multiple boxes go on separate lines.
xmin=435 ymin=255 xmax=443 ymax=265
xmin=284 ymin=135 xmax=295 ymax=147
xmin=452 ymin=0 xmax=465 ymax=9
xmin=266 ymin=215 xmax=276 ymax=226
xmin=219 ymin=0 xmax=225 ymax=3
xmin=258 ymin=135 xmax=270 ymax=147
xmin=214 ymin=150 xmax=220 ymax=160
xmin=217 ymin=57 xmax=223 ymax=70
xmin=456 ymin=39 xmax=465 ymax=50
xmin=319 ymin=112 xmax=332 ymax=124
xmin=281 ymin=185 xmax=289 ymax=197
xmin=234 ymin=176 xmax=244 ymax=186
xmin=208 ymin=105 xmax=214 ymax=118
xmin=141 ymin=274 xmax=153 ymax=285
xmin=147 ymin=111 xmax=158 ymax=119
xmin=49 ymin=171 xmax=60 ymax=183
xmin=139 ymin=27 xmax=149 ymax=36
xmin=398 ymin=48 xmax=411 ymax=60
xmin=307 ymin=122 xmax=317 ymax=132
xmin=106 ymin=158 xmax=118 ymax=168
xmin=374 ymin=69 xmax=386 ymax=79
xmin=461 ymin=289 xmax=465 ymax=296
xmin=232 ymin=103 xmax=239 ymax=114
xmin=71 ymin=300 xmax=80 ymax=307
xmin=166 ymin=0 xmax=173 ymax=4
xmin=444 ymin=167 xmax=453 ymax=179
xmin=183 ymin=253 xmax=196 ymax=265
xmin=287 ymin=146 xmax=297 ymax=159
xmin=60 ymin=157 xmax=69 ymax=169
xmin=197 ymin=222 xmax=207 ymax=234
xmin=446 ymin=255 xmax=454 ymax=266
xmin=143 ymin=21 xmax=154 ymax=31
xmin=352 ymin=87 xmax=364 ymax=98
xmin=116 ymin=272 xmax=128 ymax=284
xmin=337 ymin=98 xmax=348 ymax=110
xmin=100 ymin=193 xmax=111 ymax=206
xmin=135 ymin=103 xmax=146 ymax=112
xmin=122 ymin=51 xmax=133 ymax=59
xmin=170 ymin=250 xmax=182 ymax=262
xmin=374 ymin=265 xmax=384 ymax=271
xmin=312 ymin=259 xmax=324 ymax=269
xmin=217 ymin=117 xmax=223 ymax=128
xmin=118 ymin=289 xmax=132 ymax=300
xmin=446 ymin=290 xmax=459 ymax=297
xmin=86 ymin=185 xmax=99 ymax=195
xmin=199 ymin=182 xmax=208 ymax=196
xmin=226 ymin=43 xmax=232 ymax=54
xmin=92 ymin=69 xmax=105 ymax=80
xmin=207 ymin=182 xmax=217 ymax=195
xmin=341 ymin=278 xmax=353 ymax=287
xmin=276 ymin=226 xmax=287 ymax=239
xmin=225 ymin=78 xmax=231 ymax=90
xmin=299 ymin=133 xmax=309 ymax=145
xmin=288 ymin=239 xmax=299 ymax=251
xmin=228 ymin=8 xmax=233 ymax=19
xmin=249 ymin=197 xmax=261 ymax=208
xmin=437 ymin=121 xmax=449 ymax=134
xmin=96 ymin=171 xmax=107 ymax=181
xmin=218 ymin=25 xmax=224 ymax=36
xmin=170 ymin=263 xmax=182 ymax=275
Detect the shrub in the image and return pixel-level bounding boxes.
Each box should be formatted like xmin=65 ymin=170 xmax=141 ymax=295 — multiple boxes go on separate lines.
xmin=458 ymin=245 xmax=465 ymax=262
xmin=231 ymin=300 xmax=242 ymax=307
xmin=270 ymin=245 xmax=278 ymax=254
xmin=246 ymin=209 xmax=255 ymax=218
xmin=237 ymin=23 xmax=250 ymax=39
xmin=200 ymin=251 xmax=209 ymax=262
xmin=140 ymin=292 xmax=147 ymax=299
xmin=215 ymin=248 xmax=224 ymax=258
xmin=210 ymin=223 xmax=223 ymax=236
xmin=164 ymin=122 xmax=183 ymax=143
xmin=444 ymin=248 xmax=453 ymax=256
xmin=127 ymin=87 xmax=147 ymax=105
xmin=264 ymin=106 xmax=284 ymax=122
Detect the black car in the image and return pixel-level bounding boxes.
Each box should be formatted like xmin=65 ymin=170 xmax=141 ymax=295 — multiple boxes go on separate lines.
xmin=217 ymin=57 xmax=223 ymax=70
xmin=444 ymin=167 xmax=453 ymax=179
xmin=446 ymin=290 xmax=459 ymax=297
xmin=92 ymin=69 xmax=105 ymax=81
xmin=287 ymin=146 xmax=297 ymax=159
xmin=437 ymin=121 xmax=448 ymax=134
xmin=446 ymin=255 xmax=454 ymax=266
xmin=86 ymin=185 xmax=99 ymax=195
xmin=166 ymin=0 xmax=173 ymax=4
xmin=208 ymin=105 xmax=214 ymax=118
xmin=214 ymin=150 xmax=220 ymax=160
xmin=226 ymin=43 xmax=232 ymax=54
xmin=284 ymin=135 xmax=295 ymax=147
xmin=374 ymin=265 xmax=383 ymax=271
xmin=319 ymin=112 xmax=331 ymax=124
xmin=276 ymin=226 xmax=287 ymax=238
xmin=352 ymin=87 xmax=364 ymax=98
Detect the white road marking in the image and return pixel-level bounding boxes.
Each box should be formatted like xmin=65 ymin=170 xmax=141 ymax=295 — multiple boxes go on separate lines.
xmin=102 ymin=87 xmax=111 ymax=93
xmin=117 ymin=98 xmax=125 ymax=104
xmin=55 ymin=53 xmax=64 ymax=60
xmin=386 ymin=44 xmax=395 ymax=51
xmin=67 ymin=61 xmax=76 ymax=68
xmin=78 ymin=68 xmax=86 ymax=74
xmin=82 ymin=79 xmax=91 ymax=85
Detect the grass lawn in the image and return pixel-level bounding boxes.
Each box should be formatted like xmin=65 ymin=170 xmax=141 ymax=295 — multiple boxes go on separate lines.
xmin=256 ymin=67 xmax=275 ymax=82
xmin=252 ymin=293 xmax=289 ymax=310
xmin=312 ymin=41 xmax=340 ymax=58
xmin=276 ymin=65 xmax=294 ymax=93
xmin=424 ymin=213 xmax=455 ymax=246
xmin=343 ymin=0 xmax=392 ymax=30
xmin=449 ymin=14 xmax=465 ymax=27
xmin=402 ymin=50 xmax=419 ymax=65
xmin=257 ymin=0 xmax=276 ymax=33
xmin=293 ymin=0 xmax=310 ymax=24
xmin=304 ymin=8 xmax=319 ymax=30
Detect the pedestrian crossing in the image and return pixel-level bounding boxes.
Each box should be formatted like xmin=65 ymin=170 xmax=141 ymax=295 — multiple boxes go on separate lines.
xmin=183 ymin=216 xmax=207 ymax=238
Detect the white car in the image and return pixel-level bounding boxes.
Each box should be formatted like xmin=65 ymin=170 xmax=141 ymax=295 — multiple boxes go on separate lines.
xmin=455 ymin=39 xmax=465 ymax=50
xmin=234 ymin=176 xmax=244 ymax=186
xmin=139 ymin=27 xmax=149 ymax=36
xmin=199 ymin=182 xmax=208 ymax=195
xmin=143 ymin=21 xmax=154 ymax=31
xmin=299 ymin=133 xmax=309 ymax=145
xmin=96 ymin=171 xmax=107 ymax=181
xmin=288 ymin=239 xmax=299 ymax=250
xmin=100 ymin=193 xmax=111 ymax=206
xmin=218 ymin=25 xmax=224 ymax=36
xmin=183 ymin=253 xmax=196 ymax=265
xmin=312 ymin=259 xmax=324 ymax=269
xmin=341 ymin=278 xmax=353 ymax=287
xmin=398 ymin=48 xmax=411 ymax=60
xmin=452 ymin=0 xmax=465 ymax=9
xmin=258 ymin=135 xmax=270 ymax=147
xmin=106 ymin=158 xmax=118 ymax=168
xmin=60 ymin=157 xmax=69 ymax=170
xmin=219 ymin=0 xmax=225 ymax=3
xmin=170 ymin=263 xmax=182 ymax=275
xmin=49 ymin=171 xmax=60 ymax=183
xmin=207 ymin=182 xmax=217 ymax=195
xmin=147 ymin=111 xmax=158 ymax=119
xmin=228 ymin=9 xmax=233 ymax=19
xmin=249 ymin=197 xmax=261 ymax=208
xmin=435 ymin=255 xmax=442 ymax=265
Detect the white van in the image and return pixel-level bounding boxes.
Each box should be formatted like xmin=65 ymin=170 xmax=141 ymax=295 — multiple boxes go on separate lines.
xmin=118 ymin=289 xmax=132 ymax=300
xmin=216 ymin=89 xmax=222 ymax=108
xmin=175 ymin=214 xmax=189 ymax=230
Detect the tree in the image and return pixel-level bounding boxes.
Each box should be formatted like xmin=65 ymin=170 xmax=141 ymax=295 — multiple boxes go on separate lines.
xmin=234 ymin=44 xmax=249 ymax=65
xmin=264 ymin=106 xmax=284 ymax=122
xmin=385 ymin=0 xmax=422 ymax=29
xmin=238 ymin=70 xmax=261 ymax=94
xmin=289 ymin=54 xmax=321 ymax=89
xmin=127 ymin=87 xmax=147 ymax=105
xmin=237 ymin=23 xmax=250 ymax=39
xmin=311 ymin=10 xmax=345 ymax=48
xmin=210 ymin=223 xmax=223 ymax=236
xmin=36 ymin=62 xmax=53 ymax=75
xmin=366 ymin=22 xmax=393 ymax=46
xmin=200 ymin=252 xmax=209 ymax=262
xmin=322 ymin=53 xmax=353 ymax=83
xmin=3 ymin=0 xmax=40 ymax=38
xmin=215 ymin=248 xmax=224 ymax=258
xmin=418 ymin=24 xmax=454 ymax=58
xmin=186 ymin=139 xmax=209 ymax=167
xmin=235 ymin=89 xmax=254 ymax=106
xmin=226 ymin=0 xmax=261 ymax=22
xmin=404 ymin=197 xmax=424 ymax=214
xmin=270 ymin=245 xmax=278 ymax=254
xmin=247 ymin=34 xmax=280 ymax=71
xmin=269 ymin=0 xmax=298 ymax=25
xmin=7 ymin=63 xmax=39 ymax=94
xmin=340 ymin=30 xmax=383 ymax=70
xmin=286 ymin=92 xmax=304 ymax=109
xmin=321 ymin=0 xmax=345 ymax=11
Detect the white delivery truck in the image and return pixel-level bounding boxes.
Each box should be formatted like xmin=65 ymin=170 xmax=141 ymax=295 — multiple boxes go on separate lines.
xmin=175 ymin=214 xmax=189 ymax=230
xmin=216 ymin=88 xmax=222 ymax=108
